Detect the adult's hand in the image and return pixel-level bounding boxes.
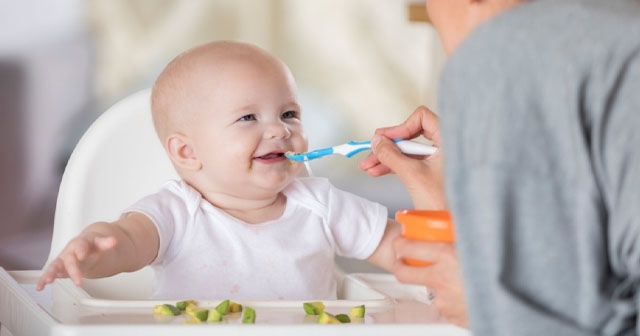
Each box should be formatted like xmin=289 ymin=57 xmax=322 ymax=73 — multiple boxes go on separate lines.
xmin=358 ymin=105 xmax=446 ymax=209
xmin=393 ymin=236 xmax=468 ymax=327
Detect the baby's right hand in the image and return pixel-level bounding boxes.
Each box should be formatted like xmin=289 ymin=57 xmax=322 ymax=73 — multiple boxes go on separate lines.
xmin=36 ymin=234 xmax=117 ymax=291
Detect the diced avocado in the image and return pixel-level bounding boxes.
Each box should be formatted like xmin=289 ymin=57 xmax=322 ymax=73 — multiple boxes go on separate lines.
xmin=153 ymin=304 xmax=181 ymax=316
xmin=349 ymin=304 xmax=365 ymax=318
xmin=303 ymin=301 xmax=325 ymax=315
xmin=317 ymin=311 xmax=341 ymax=324
xmin=242 ymin=306 xmax=256 ymax=324
xmin=185 ymin=303 xmax=199 ymax=314
xmin=215 ymin=299 xmax=230 ymax=315
xmin=182 ymin=317 xmax=202 ymax=324
xmin=335 ymin=314 xmax=351 ymax=323
xmin=229 ymin=301 xmax=243 ymax=313
xmin=186 ymin=307 xmax=209 ymax=322
xmin=207 ymin=308 xmax=223 ymax=323
xmin=176 ymin=299 xmax=196 ymax=311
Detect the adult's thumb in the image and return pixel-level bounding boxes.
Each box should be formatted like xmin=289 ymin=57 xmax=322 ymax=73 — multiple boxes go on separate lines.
xmin=371 ymin=135 xmax=409 ymax=173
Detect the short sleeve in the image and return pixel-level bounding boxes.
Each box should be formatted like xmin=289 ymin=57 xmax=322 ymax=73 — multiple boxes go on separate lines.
xmin=324 ymin=182 xmax=388 ymax=260
xmin=122 ymin=180 xmax=193 ymax=265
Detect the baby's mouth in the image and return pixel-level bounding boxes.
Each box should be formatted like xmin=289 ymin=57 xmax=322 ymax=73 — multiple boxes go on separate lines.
xmin=255 ymin=152 xmax=285 ymax=160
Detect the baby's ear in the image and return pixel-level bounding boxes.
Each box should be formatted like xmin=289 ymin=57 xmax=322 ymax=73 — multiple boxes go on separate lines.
xmin=165 ymin=133 xmax=202 ymax=170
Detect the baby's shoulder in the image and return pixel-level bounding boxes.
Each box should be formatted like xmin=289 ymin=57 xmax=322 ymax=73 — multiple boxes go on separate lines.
xmin=158 ymin=179 xmax=201 ymax=198
xmin=134 ymin=179 xmax=204 ymax=213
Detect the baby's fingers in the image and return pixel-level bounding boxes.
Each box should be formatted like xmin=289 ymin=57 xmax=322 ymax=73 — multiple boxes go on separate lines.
xmin=36 ymin=276 xmax=50 ymax=291
xmin=63 ymin=252 xmax=84 ymax=286
xmin=93 ymin=236 xmax=117 ymax=252
xmin=36 ymin=268 xmax=55 ymax=291
xmin=36 ymin=259 xmax=67 ymax=291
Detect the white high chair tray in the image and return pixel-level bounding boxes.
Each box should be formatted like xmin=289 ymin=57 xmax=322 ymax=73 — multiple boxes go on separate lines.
xmin=0 ymin=268 xmax=470 ymax=336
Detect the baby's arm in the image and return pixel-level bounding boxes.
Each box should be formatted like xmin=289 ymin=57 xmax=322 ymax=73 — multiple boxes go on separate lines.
xmin=36 ymin=212 xmax=158 ymax=290
xmin=366 ymin=219 xmax=402 ymax=272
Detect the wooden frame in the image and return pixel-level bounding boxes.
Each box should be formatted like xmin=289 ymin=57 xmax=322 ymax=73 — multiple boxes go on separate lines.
xmin=407 ymin=2 xmax=430 ymax=23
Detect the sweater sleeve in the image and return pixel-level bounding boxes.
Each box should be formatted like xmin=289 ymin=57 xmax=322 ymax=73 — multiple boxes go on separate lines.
xmin=598 ymin=48 xmax=640 ymax=333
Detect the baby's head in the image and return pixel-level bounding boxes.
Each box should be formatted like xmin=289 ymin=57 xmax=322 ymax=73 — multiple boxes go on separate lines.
xmin=151 ymin=41 xmax=308 ymax=200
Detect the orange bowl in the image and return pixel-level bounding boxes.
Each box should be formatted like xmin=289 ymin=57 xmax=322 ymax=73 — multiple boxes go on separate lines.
xmin=395 ymin=210 xmax=455 ymax=266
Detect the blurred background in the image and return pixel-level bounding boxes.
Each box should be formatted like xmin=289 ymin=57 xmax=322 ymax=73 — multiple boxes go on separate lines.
xmin=0 ymin=0 xmax=445 ymax=272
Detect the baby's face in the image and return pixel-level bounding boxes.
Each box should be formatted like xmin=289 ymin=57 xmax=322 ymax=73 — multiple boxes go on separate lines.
xmin=186 ymin=56 xmax=308 ymax=199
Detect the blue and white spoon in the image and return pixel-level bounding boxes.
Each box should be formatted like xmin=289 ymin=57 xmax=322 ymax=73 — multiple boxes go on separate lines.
xmin=284 ymin=139 xmax=437 ymax=162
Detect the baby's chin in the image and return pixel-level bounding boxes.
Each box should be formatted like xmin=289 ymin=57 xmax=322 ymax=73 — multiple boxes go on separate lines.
xmin=253 ymin=170 xmax=301 ymax=191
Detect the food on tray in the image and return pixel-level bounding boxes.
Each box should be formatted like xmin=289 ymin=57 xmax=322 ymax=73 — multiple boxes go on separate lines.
xmin=335 ymin=314 xmax=351 ymax=323
xmin=185 ymin=303 xmax=199 ymax=314
xmin=186 ymin=306 xmax=209 ymax=322
xmin=303 ymin=301 xmax=365 ymax=323
xmin=207 ymin=308 xmax=223 ymax=323
xmin=215 ymin=299 xmax=230 ymax=315
xmin=350 ymin=304 xmax=365 ymax=318
xmin=153 ymin=303 xmax=181 ymax=316
xmin=155 ymin=300 xmax=364 ymax=324
xmin=317 ymin=311 xmax=341 ymax=324
xmin=242 ymin=307 xmax=256 ymax=324
xmin=303 ymin=301 xmax=326 ymax=315
xmin=153 ymin=299 xmax=251 ymax=324
xmin=229 ymin=301 xmax=243 ymax=313
xmin=176 ymin=299 xmax=196 ymax=311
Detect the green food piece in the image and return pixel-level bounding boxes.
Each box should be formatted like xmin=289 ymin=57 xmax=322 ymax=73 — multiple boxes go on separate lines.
xmin=242 ymin=306 xmax=256 ymax=324
xmin=349 ymin=304 xmax=365 ymax=318
xmin=186 ymin=307 xmax=209 ymax=322
xmin=153 ymin=304 xmax=181 ymax=316
xmin=215 ymin=299 xmax=230 ymax=315
xmin=317 ymin=311 xmax=341 ymax=324
xmin=185 ymin=303 xmax=199 ymax=314
xmin=176 ymin=299 xmax=196 ymax=311
xmin=335 ymin=314 xmax=351 ymax=323
xmin=207 ymin=308 xmax=223 ymax=322
xmin=303 ymin=301 xmax=325 ymax=315
xmin=229 ymin=301 xmax=243 ymax=313
xmin=182 ymin=317 xmax=202 ymax=324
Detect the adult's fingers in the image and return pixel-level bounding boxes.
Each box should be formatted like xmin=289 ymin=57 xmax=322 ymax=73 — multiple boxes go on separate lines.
xmin=358 ymin=151 xmax=393 ymax=177
xmin=392 ymin=258 xmax=441 ymax=287
xmin=395 ymin=261 xmax=468 ymax=328
xmin=359 ymin=106 xmax=440 ymax=177
xmin=393 ymin=237 xmax=455 ymax=263
xmin=370 ymin=135 xmax=426 ymax=175
xmin=376 ymin=106 xmax=441 ymax=145
xmin=359 ymin=136 xmax=419 ymax=177
xmin=371 ymin=135 xmax=446 ymax=209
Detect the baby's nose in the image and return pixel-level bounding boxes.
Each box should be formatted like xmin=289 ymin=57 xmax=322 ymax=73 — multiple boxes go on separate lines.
xmin=264 ymin=121 xmax=291 ymax=139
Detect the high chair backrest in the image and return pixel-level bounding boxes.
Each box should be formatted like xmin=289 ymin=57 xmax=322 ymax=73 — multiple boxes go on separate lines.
xmin=49 ymin=88 xmax=178 ymax=299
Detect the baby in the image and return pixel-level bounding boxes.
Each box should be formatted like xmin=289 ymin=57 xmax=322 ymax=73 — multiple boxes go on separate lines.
xmin=37 ymin=40 xmax=400 ymax=300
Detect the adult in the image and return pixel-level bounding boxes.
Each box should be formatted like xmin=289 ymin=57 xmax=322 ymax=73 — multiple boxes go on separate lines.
xmin=360 ymin=0 xmax=640 ymax=334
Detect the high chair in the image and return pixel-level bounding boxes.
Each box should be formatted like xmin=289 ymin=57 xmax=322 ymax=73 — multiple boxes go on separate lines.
xmin=0 ymin=89 xmax=469 ymax=336
xmin=47 ymin=88 xmax=178 ymax=299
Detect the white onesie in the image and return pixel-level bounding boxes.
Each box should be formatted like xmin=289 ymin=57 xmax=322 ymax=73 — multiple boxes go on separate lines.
xmin=125 ymin=177 xmax=387 ymax=300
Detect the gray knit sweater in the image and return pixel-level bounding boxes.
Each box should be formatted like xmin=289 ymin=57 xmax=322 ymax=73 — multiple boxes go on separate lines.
xmin=439 ymin=0 xmax=640 ymax=335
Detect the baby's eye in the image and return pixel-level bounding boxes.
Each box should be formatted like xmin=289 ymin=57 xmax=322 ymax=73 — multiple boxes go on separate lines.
xmin=282 ymin=110 xmax=299 ymax=119
xmin=238 ymin=114 xmax=256 ymax=121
